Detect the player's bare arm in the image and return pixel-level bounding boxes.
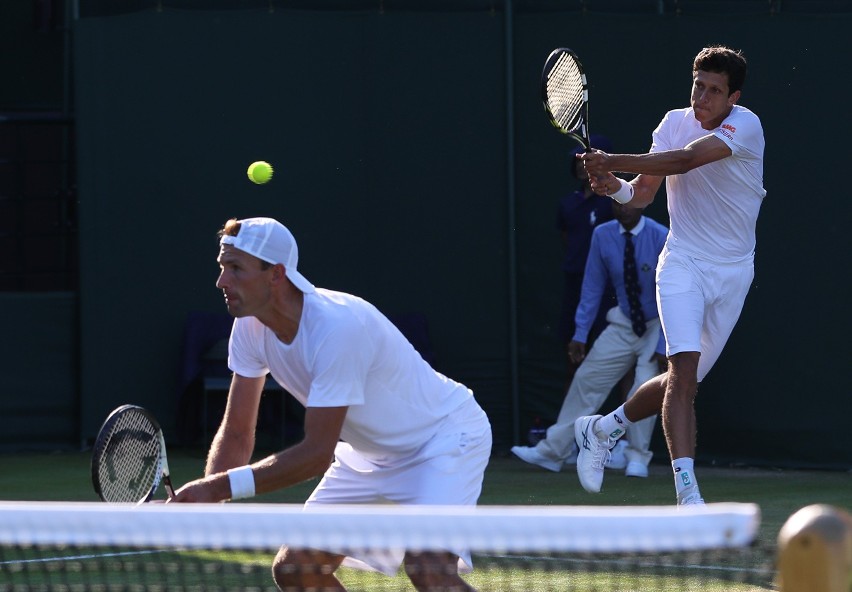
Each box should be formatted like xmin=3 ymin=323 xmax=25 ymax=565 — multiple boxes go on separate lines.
xmin=251 ymin=406 xmax=347 ymax=493
xmin=181 ymin=406 xmax=346 ymax=502
xmin=584 ymin=135 xmax=731 ymax=178
xmin=584 ymin=135 xmax=732 ymax=207
xmin=171 ymin=400 xmax=347 ymax=503
xmin=205 ymin=373 xmax=266 ymax=475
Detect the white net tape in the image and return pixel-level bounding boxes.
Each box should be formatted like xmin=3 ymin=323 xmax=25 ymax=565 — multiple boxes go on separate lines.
xmin=0 ymin=501 xmax=759 ymax=553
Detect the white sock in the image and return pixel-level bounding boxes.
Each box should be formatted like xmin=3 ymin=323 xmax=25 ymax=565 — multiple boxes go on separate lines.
xmin=594 ymin=405 xmax=631 ymax=441
xmin=672 ymin=457 xmax=699 ymax=497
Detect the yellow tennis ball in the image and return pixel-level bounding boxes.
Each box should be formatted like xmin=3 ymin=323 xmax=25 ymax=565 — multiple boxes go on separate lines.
xmin=247 ymin=161 xmax=273 ymax=184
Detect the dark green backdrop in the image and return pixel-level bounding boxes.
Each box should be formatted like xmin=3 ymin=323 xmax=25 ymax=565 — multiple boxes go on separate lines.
xmin=65 ymin=5 xmax=850 ymax=467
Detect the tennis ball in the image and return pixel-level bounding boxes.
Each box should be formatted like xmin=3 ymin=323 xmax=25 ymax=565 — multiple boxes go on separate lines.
xmin=247 ymin=161 xmax=273 ymax=184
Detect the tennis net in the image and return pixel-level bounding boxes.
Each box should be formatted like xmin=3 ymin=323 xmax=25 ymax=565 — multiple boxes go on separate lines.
xmin=0 ymin=501 xmax=775 ymax=591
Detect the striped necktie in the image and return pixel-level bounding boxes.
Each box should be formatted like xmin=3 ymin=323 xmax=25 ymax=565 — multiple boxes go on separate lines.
xmin=623 ymin=232 xmax=646 ymax=337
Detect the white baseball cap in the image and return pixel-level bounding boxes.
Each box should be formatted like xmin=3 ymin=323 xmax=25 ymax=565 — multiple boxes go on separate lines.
xmin=220 ymin=217 xmax=315 ymax=293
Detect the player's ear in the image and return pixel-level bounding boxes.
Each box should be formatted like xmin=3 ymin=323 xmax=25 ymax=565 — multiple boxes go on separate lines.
xmin=270 ymin=263 xmax=286 ymax=283
xmin=728 ymin=89 xmax=741 ymax=107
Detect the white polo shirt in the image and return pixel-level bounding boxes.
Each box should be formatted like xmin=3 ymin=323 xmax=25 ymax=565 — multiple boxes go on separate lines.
xmin=227 ymin=288 xmax=476 ymax=463
xmin=651 ymin=105 xmax=766 ymax=263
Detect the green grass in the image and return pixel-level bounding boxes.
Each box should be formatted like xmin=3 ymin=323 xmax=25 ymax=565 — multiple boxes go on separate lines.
xmin=1 ymin=449 xmax=849 ymax=591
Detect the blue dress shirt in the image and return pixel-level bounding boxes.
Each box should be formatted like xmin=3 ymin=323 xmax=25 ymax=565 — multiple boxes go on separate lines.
xmin=573 ymin=216 xmax=669 ymax=351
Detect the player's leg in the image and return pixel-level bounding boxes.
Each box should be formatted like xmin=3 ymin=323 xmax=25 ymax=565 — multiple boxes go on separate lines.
xmin=653 ymin=249 xmax=708 ymax=504
xmin=301 ymin=443 xmax=407 ymax=577
xmin=404 ymin=551 xmax=476 ymax=592
xmin=658 ymin=350 xmax=703 ymax=504
xmin=667 ymin=257 xmax=754 ymax=505
xmin=272 ymin=547 xmax=346 ymax=591
xmin=622 ymin=370 xmax=666 ymax=421
xmin=663 ymin=350 xmax=700 ymax=459
xmin=388 ymin=401 xmax=491 ymax=589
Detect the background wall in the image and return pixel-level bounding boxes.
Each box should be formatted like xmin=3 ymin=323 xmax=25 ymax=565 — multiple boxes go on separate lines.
xmin=3 ymin=1 xmax=850 ymax=469
xmin=73 ymin=8 xmax=514 ymax=449
xmin=0 ymin=1 xmax=65 ymax=109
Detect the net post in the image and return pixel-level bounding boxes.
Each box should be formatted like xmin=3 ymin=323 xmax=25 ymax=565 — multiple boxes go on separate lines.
xmin=777 ymin=504 xmax=852 ymax=592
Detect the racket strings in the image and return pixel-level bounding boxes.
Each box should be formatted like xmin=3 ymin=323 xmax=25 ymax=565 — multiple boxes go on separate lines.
xmin=96 ymin=411 xmax=161 ymax=503
xmin=546 ymin=54 xmax=585 ymax=132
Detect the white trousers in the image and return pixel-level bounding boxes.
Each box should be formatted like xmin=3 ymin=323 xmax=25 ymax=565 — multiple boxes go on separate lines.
xmin=536 ymin=306 xmax=661 ymax=466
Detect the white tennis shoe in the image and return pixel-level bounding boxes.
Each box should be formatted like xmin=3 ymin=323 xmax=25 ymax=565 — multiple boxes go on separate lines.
xmin=575 ymin=415 xmax=615 ymax=493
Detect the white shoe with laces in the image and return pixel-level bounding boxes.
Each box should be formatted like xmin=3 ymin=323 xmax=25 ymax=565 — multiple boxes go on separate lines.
xmin=574 ymin=415 xmax=615 ymax=493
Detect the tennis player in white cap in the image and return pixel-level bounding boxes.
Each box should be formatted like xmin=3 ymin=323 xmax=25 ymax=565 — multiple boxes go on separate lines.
xmin=170 ymin=217 xmax=492 ymax=592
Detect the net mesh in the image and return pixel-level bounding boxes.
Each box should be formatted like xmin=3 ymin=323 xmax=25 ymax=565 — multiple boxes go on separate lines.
xmin=545 ymin=51 xmax=586 ymax=133
xmin=0 ymin=501 xmax=776 ymax=591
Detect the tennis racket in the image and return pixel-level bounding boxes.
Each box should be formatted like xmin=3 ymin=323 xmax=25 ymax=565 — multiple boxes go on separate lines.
xmin=91 ymin=404 xmax=175 ymax=504
xmin=541 ymin=47 xmax=591 ymax=151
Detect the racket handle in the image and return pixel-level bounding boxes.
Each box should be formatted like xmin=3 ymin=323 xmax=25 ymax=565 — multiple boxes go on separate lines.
xmin=163 ymin=477 xmax=176 ymax=499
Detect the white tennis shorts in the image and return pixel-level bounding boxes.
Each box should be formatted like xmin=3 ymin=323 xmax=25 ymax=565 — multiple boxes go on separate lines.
xmin=656 ymin=246 xmax=754 ymax=382
xmin=304 ymin=398 xmax=492 ymax=574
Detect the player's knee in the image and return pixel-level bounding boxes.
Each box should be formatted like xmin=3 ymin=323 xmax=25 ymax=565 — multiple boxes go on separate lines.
xmin=271 ymin=548 xmax=297 ymax=591
xmin=273 ymin=547 xmax=345 ymax=591
xmin=271 ymin=547 xmax=316 ymax=591
xmin=404 ymin=552 xmax=472 ymax=591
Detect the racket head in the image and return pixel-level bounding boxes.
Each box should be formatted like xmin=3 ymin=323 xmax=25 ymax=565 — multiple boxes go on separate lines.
xmin=541 ymin=47 xmax=591 ymax=150
xmin=91 ymin=404 xmax=166 ymax=504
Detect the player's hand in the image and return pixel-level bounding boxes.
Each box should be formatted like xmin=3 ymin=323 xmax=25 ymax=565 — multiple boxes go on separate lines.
xmin=581 ymin=150 xmax=612 ymax=177
xmin=166 ymin=475 xmax=229 ymax=504
xmin=585 ymin=167 xmax=619 ymax=197
xmin=588 ymin=174 xmax=616 ymax=196
xmin=568 ymin=340 xmax=586 ymax=365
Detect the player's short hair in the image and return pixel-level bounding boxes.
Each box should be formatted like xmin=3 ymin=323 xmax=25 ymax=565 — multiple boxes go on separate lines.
xmin=693 ymin=46 xmax=747 ymax=95
xmin=219 ymin=218 xmax=240 ymax=239
xmin=218 ymin=218 xmax=272 ymax=270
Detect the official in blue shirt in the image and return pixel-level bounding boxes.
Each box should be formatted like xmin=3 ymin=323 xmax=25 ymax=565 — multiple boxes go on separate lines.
xmin=573 ymin=210 xmax=667 ymax=353
xmin=512 ymin=201 xmax=668 ymax=478
xmin=571 ymin=203 xmax=668 ymax=476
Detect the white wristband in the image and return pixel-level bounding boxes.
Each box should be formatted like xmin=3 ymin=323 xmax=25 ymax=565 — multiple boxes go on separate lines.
xmin=227 ymin=466 xmax=256 ymax=500
xmin=608 ymin=178 xmax=634 ymax=204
